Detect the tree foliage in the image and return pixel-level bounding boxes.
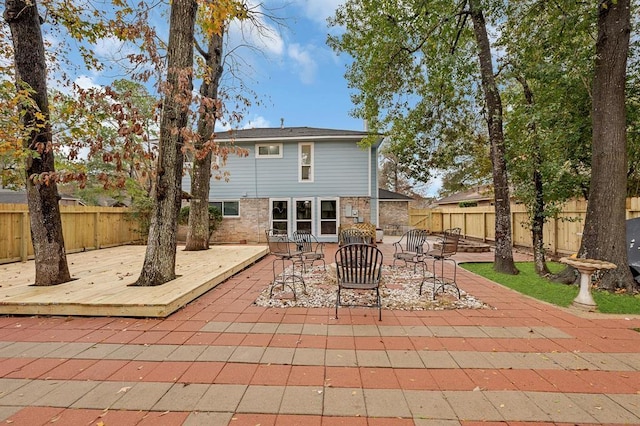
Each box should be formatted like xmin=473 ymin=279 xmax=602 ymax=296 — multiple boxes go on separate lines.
xmin=329 ymin=0 xmax=517 ymax=273
xmin=0 ymin=0 xmax=274 ymax=285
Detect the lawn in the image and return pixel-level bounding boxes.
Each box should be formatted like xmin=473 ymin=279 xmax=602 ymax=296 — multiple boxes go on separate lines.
xmin=461 ymin=261 xmax=640 ymax=315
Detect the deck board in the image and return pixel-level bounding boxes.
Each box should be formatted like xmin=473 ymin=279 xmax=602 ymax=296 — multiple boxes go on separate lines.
xmin=0 ymin=244 xmax=268 ymax=317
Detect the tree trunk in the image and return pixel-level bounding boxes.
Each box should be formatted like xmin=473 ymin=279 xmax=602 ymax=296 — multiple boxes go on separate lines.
xmin=185 ymin=30 xmax=224 ymax=251
xmin=531 ymin=173 xmax=550 ymax=276
xmin=134 ymin=0 xmax=197 ymax=286
xmin=5 ymin=0 xmax=71 ymax=285
xmin=579 ymin=0 xmax=634 ymax=291
xmin=468 ymin=0 xmax=518 ymax=275
xmin=515 ymin=75 xmax=550 ymax=276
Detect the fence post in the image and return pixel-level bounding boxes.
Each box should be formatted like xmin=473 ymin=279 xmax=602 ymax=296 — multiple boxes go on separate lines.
xmin=552 ymin=214 xmax=558 ymax=256
xmin=511 ymin=211 xmax=516 ymax=245
xmin=94 ymin=212 xmax=101 ymax=250
xmin=21 ymin=212 xmax=28 ymax=262
xmin=482 ymin=212 xmax=487 ymax=242
xmin=463 ymin=212 xmax=467 ymax=237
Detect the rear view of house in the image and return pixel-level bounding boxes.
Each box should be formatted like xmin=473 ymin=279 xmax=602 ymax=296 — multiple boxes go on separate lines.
xmin=182 ymin=127 xmax=383 ymax=243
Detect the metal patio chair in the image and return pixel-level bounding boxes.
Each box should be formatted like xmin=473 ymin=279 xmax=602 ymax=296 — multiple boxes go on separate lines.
xmin=335 ymin=243 xmax=384 ymax=321
xmin=421 ymin=227 xmax=461 ymax=299
xmin=392 ymin=229 xmax=429 ymax=272
xmin=292 ymin=230 xmax=326 ymax=272
xmin=265 ymin=230 xmax=306 ymax=300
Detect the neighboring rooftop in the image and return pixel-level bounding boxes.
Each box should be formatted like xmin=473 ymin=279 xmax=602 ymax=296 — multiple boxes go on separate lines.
xmin=378 ymin=188 xmax=413 ymax=200
xmin=0 ymin=189 xmax=84 ymax=205
xmin=434 ymin=185 xmax=494 ymax=206
xmin=0 ymin=189 xmax=27 ymax=204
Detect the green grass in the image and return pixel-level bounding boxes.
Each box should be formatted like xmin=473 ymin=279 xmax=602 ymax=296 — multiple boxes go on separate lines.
xmin=461 ymin=262 xmax=640 ymax=315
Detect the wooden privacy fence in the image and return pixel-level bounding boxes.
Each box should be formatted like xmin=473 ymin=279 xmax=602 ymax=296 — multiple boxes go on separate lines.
xmin=0 ymin=204 xmax=142 ymax=264
xmin=410 ymin=197 xmax=640 ymax=256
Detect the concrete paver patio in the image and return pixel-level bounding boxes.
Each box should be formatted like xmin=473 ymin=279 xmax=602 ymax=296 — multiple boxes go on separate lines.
xmin=1 ymin=240 xmax=639 ymax=425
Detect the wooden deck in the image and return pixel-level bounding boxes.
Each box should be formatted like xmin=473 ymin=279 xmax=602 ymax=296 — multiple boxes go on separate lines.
xmin=0 ymin=244 xmax=268 ymax=318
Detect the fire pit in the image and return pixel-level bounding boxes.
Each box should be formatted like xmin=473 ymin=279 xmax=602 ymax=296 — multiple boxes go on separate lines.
xmin=560 ymin=256 xmax=616 ymax=311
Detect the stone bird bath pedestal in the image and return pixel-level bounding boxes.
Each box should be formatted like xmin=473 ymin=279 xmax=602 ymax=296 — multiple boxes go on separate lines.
xmin=559 ymin=257 xmax=616 ymax=311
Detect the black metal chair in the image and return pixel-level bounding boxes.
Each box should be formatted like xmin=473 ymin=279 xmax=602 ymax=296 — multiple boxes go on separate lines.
xmin=335 ymin=243 xmax=384 ymax=321
xmin=421 ymin=227 xmax=461 ymax=299
xmin=265 ymin=230 xmax=305 ymax=300
xmin=292 ymin=230 xmax=326 ymax=272
xmin=392 ymin=229 xmax=429 ymax=273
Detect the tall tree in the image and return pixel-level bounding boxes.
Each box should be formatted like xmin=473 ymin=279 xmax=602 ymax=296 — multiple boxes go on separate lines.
xmin=185 ymin=25 xmax=224 ymax=250
xmin=329 ymin=0 xmax=518 ymax=274
xmin=4 ymin=0 xmax=71 ymax=285
xmin=378 ymin=148 xmax=414 ymax=195
xmin=185 ymin=1 xmax=280 ymax=249
xmin=498 ymin=0 xmax=595 ymax=277
xmin=579 ymin=0 xmax=634 ymax=291
xmin=468 ymin=0 xmax=517 ymax=274
xmin=512 ymin=75 xmax=549 ymax=275
xmin=134 ymin=0 xmax=198 ymax=286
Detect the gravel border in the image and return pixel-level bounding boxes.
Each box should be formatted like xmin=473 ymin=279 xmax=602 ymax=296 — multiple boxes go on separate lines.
xmin=254 ymin=265 xmax=493 ymax=311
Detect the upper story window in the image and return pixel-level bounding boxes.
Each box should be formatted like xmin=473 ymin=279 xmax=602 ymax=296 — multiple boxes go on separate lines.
xmin=255 ymin=143 xmax=282 ymax=158
xmin=299 ymin=142 xmax=314 ymax=182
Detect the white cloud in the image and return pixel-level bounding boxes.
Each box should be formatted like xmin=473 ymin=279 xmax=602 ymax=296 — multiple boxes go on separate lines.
xmin=288 ymin=0 xmax=344 ymax=25
xmin=74 ymin=75 xmax=102 ymax=90
xmin=243 ymin=116 xmax=271 ymax=128
xmin=227 ymin=1 xmax=285 ymax=57
xmin=426 ymin=175 xmax=443 ymax=198
xmin=94 ymin=36 xmax=126 ymax=58
xmin=287 ymin=43 xmax=317 ymax=84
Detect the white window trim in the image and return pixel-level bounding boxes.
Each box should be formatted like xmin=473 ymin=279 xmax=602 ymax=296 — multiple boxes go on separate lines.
xmin=255 ymin=143 xmax=283 ymax=158
xmin=210 ymin=200 xmax=240 ymax=218
xmin=269 ymin=198 xmax=290 ymax=235
xmin=318 ymin=197 xmax=339 ymax=236
xmin=293 ymin=197 xmax=314 ymax=235
xmin=298 ymin=142 xmax=314 ymax=183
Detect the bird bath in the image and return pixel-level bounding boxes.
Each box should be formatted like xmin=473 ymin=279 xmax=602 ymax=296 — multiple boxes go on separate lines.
xmin=559 ymin=257 xmax=616 ymax=311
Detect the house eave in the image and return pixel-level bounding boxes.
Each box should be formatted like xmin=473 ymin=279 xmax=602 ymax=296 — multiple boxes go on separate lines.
xmin=214 ymin=135 xmax=382 ymax=144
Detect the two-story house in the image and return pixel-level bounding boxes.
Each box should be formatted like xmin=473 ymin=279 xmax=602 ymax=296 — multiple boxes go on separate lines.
xmin=182 ymin=126 xmax=383 ymax=243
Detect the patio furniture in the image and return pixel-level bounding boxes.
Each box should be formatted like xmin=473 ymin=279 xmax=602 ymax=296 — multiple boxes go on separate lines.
xmin=339 ymin=228 xmax=373 ymax=246
xmin=421 ymin=228 xmax=461 ymax=299
xmin=335 ymin=243 xmax=384 ymax=320
xmin=392 ymin=229 xmax=429 ymax=274
xmin=265 ymin=230 xmax=306 ymax=300
xmin=292 ymin=230 xmax=326 ymax=272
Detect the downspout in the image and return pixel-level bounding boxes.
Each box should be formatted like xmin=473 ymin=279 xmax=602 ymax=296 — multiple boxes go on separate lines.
xmin=368 ymin=146 xmax=372 ymax=198
xmin=254 ymin=155 xmax=261 ymax=242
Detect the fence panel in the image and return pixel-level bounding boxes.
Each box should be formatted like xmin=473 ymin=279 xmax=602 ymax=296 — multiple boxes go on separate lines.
xmin=408 ymin=197 xmax=640 ymax=256
xmin=511 ymin=211 xmax=532 ymax=247
xmin=0 ymin=205 xmax=142 ymax=264
xmin=0 ymin=206 xmax=26 ymax=262
xmin=408 ymin=208 xmax=433 ymax=231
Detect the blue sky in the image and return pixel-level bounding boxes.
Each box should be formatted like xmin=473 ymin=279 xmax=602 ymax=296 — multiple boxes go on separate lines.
xmin=223 ymin=0 xmax=363 ymax=131
xmin=69 ymin=0 xmax=441 ymax=195
xmin=75 ymin=0 xmax=363 ymax=132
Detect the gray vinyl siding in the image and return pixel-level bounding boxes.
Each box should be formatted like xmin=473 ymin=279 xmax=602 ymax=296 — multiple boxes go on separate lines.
xmin=183 ymin=140 xmax=373 ymax=199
